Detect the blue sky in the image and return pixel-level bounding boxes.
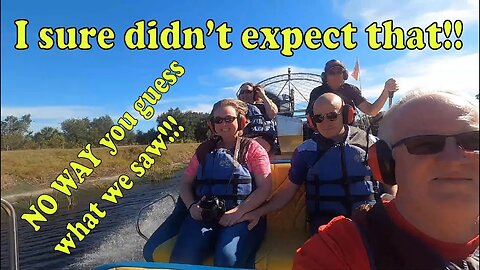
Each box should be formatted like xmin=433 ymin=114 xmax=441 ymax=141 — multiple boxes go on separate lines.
xmin=2 ymin=0 xmax=479 ymax=133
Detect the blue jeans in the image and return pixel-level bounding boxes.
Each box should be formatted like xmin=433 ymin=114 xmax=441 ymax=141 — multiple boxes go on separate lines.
xmin=143 ymin=196 xmax=188 ymax=262
xmin=170 ymin=215 xmax=267 ymax=269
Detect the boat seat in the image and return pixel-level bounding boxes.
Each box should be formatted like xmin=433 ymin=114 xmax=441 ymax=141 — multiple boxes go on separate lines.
xmin=152 ymin=162 xmax=310 ymax=270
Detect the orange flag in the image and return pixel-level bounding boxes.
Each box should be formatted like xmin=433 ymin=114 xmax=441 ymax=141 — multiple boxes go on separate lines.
xmin=351 ymin=59 xmax=360 ymax=81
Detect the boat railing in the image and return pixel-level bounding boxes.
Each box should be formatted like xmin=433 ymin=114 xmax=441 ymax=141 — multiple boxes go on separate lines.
xmin=1 ymin=198 xmax=20 ymax=270
xmin=136 ymin=194 xmax=177 ymax=241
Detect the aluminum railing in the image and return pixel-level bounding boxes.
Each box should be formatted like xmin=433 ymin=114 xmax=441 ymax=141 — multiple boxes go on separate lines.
xmin=1 ymin=198 xmax=20 ymax=270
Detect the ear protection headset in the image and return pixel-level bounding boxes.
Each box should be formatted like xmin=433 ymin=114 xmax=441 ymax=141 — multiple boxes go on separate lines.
xmin=342 ymin=104 xmax=356 ymax=125
xmin=321 ymin=59 xmax=348 ymax=84
xmin=363 ymin=112 xmax=396 ymax=185
xmin=367 ymin=140 xmax=396 ymax=185
xmin=208 ymin=113 xmax=247 ymax=134
xmin=306 ymin=100 xmax=356 ymax=130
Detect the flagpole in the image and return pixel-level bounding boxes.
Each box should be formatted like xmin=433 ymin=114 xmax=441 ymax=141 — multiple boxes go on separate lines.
xmin=358 ymin=74 xmax=362 ymax=91
xmin=357 ymin=57 xmax=362 ymax=91
xmin=354 ymin=57 xmax=367 ymax=129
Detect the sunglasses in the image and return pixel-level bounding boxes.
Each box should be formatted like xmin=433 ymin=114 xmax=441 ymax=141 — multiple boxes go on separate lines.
xmin=311 ymin=111 xmax=342 ymax=123
xmin=212 ymin=116 xmax=237 ymax=124
xmin=391 ymin=131 xmax=479 ymax=155
xmin=239 ymin=90 xmax=254 ymax=95
xmin=327 ymin=69 xmax=344 ymax=76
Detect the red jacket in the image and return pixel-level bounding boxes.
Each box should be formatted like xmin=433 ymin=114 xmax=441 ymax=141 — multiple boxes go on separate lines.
xmin=293 ymin=200 xmax=479 ymax=270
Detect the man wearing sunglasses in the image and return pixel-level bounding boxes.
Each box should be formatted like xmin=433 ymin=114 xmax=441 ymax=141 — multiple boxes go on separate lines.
xmin=306 ymin=59 xmax=398 ymax=118
xmin=241 ymin=93 xmax=386 ymax=235
xmin=293 ymin=90 xmax=479 ymax=270
xmin=237 ymin=82 xmax=279 ymax=154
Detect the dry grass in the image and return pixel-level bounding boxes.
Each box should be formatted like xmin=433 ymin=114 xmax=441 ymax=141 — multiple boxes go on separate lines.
xmin=1 ymin=143 xmax=198 ymax=193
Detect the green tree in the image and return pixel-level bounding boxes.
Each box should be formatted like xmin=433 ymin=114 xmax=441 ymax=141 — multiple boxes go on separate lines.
xmin=135 ymin=130 xmax=148 ymax=145
xmin=1 ymin=114 xmax=33 ymax=150
xmin=135 ymin=128 xmax=159 ymax=145
xmin=194 ymin=119 xmax=209 ymax=142
xmin=61 ymin=118 xmax=91 ymax=148
xmin=120 ymin=130 xmax=137 ymax=145
xmin=185 ymin=111 xmax=210 ymax=142
xmin=33 ymin=127 xmax=65 ymax=149
xmin=156 ymin=108 xmax=209 ymax=142
xmin=90 ymin=115 xmax=114 ymax=144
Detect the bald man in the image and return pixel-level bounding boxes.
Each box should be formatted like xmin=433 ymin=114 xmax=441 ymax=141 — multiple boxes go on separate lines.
xmin=240 ymin=93 xmax=383 ymax=235
xmin=293 ymin=90 xmax=479 ymax=269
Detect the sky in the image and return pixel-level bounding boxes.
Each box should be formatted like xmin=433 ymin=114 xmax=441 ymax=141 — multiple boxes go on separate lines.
xmin=1 ymin=0 xmax=479 ymax=133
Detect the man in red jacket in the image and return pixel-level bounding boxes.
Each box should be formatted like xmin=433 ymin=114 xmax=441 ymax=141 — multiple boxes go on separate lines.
xmin=293 ymin=90 xmax=479 ymax=269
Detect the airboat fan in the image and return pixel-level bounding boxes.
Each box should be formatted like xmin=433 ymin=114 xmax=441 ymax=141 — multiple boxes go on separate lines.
xmin=257 ymin=68 xmax=323 ymax=117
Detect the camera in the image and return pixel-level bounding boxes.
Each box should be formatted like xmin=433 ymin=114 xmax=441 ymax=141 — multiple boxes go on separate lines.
xmin=199 ymin=196 xmax=226 ymax=222
xmin=253 ymin=85 xmax=263 ymax=101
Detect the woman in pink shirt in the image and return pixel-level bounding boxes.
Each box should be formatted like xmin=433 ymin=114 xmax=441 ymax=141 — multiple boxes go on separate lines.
xmin=145 ymin=99 xmax=272 ymax=268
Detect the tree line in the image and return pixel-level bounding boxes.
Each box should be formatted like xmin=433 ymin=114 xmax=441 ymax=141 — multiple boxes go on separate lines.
xmin=0 ymin=110 xmax=381 ymax=151
xmin=1 ymin=108 xmax=210 ymax=151
xmin=2 ymin=94 xmax=477 ymax=151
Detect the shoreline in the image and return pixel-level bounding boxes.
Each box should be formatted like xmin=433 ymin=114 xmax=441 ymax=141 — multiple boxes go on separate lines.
xmin=1 ymin=144 xmax=198 ymax=203
xmin=1 ymin=174 xmax=122 ymax=202
xmin=2 ymin=167 xmax=186 ymax=203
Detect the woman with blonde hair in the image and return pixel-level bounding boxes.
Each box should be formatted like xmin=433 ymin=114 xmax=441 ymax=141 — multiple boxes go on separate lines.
xmin=169 ymin=98 xmax=272 ymax=268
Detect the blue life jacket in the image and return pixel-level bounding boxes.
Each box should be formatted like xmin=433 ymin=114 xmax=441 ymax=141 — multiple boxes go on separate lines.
xmin=194 ymin=136 xmax=254 ymax=211
xmin=244 ymin=103 xmax=277 ymax=139
xmin=143 ymin=137 xmax=254 ymax=261
xmin=304 ymin=126 xmax=378 ymax=220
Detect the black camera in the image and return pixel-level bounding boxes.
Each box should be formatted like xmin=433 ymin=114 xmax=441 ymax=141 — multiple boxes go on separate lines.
xmin=199 ymin=196 xmax=226 ymax=222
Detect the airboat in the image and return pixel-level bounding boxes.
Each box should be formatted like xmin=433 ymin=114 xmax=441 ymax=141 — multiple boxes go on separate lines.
xmin=97 ymin=70 xmax=372 ymax=270
xmin=0 ymin=69 xmax=382 ymax=270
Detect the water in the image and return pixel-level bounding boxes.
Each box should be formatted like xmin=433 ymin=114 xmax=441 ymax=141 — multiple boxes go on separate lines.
xmin=1 ymin=176 xmax=181 ymax=270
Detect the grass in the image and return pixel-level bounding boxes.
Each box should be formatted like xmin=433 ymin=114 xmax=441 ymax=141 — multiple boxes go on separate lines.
xmin=1 ymin=143 xmax=198 ymax=195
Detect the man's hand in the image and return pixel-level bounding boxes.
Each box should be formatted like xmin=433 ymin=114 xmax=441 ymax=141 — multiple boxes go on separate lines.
xmin=383 ymin=78 xmax=399 ymax=95
xmin=255 ymin=84 xmax=267 ymax=99
xmin=254 ymin=84 xmax=278 ymax=118
xmin=380 ymin=193 xmax=395 ymax=203
xmin=239 ymin=211 xmax=261 ymax=230
xmin=219 ymin=207 xmax=244 ymax=227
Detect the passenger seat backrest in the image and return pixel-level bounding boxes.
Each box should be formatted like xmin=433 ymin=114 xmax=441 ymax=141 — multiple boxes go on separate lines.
xmin=267 ymin=163 xmax=307 ymax=232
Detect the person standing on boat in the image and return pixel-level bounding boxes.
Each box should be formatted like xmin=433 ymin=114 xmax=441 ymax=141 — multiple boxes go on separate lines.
xmin=306 ymin=59 xmax=399 ymax=119
xmin=241 ymin=93 xmax=393 ymax=235
xmin=293 ymin=90 xmax=479 ymax=270
xmin=169 ymin=98 xmax=272 ymax=268
xmin=237 ymin=82 xmax=279 ymax=154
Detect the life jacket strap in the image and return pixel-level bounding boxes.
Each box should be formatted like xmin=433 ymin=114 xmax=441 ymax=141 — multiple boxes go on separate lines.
xmin=216 ymin=194 xmax=249 ymax=201
xmin=306 ymin=194 xmax=375 ymax=202
xmin=195 ymin=178 xmax=252 ymax=185
xmin=306 ymin=175 xmax=371 ymax=185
